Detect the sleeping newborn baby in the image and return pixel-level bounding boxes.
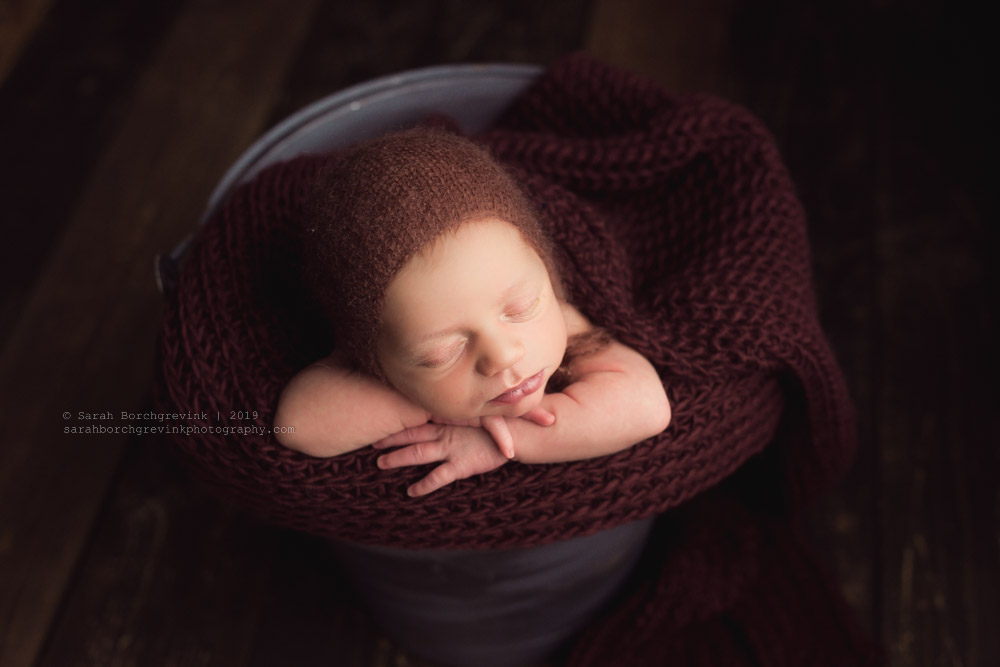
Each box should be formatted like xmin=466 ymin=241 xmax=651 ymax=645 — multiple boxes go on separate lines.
xmin=274 ymin=128 xmax=670 ymax=496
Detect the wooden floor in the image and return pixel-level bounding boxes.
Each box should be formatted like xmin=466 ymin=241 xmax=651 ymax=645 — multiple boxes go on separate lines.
xmin=0 ymin=0 xmax=994 ymax=665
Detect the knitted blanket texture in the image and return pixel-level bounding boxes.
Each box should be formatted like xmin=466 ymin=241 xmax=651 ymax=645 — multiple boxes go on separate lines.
xmin=158 ymin=53 xmax=879 ymax=665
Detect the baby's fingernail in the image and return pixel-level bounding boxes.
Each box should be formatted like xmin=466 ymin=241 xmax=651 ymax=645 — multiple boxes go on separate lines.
xmin=376 ymin=457 xmax=385 ymax=469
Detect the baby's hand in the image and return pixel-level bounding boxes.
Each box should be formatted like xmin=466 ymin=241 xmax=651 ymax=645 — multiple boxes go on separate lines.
xmin=372 ymin=424 xmax=509 ymax=497
xmin=429 ymin=408 xmax=555 ymax=460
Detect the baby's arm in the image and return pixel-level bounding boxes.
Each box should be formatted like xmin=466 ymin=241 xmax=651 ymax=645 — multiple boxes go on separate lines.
xmin=273 ymin=352 xmax=430 ymax=458
xmin=509 ymin=302 xmax=670 ymax=462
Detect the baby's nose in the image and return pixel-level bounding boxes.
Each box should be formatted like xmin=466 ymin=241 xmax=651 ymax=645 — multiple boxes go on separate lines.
xmin=476 ymin=330 xmax=525 ymax=377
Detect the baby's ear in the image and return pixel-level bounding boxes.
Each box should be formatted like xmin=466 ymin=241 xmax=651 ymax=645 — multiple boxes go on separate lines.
xmin=560 ymin=301 xmax=594 ymax=337
xmin=419 ymin=113 xmax=463 ymax=135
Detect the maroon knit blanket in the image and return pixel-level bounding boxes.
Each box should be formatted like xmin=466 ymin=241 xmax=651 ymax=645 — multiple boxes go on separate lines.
xmin=158 ymin=53 xmax=879 ymax=665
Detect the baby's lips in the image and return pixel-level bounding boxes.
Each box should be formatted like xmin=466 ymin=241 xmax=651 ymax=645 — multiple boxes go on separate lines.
xmin=489 ymin=370 xmax=545 ymax=405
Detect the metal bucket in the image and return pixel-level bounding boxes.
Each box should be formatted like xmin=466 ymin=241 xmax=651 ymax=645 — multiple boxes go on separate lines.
xmin=157 ymin=63 xmax=654 ymax=665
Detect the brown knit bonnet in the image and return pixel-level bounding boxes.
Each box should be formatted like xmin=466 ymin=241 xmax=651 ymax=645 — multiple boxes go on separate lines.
xmin=303 ymin=127 xmax=561 ymax=378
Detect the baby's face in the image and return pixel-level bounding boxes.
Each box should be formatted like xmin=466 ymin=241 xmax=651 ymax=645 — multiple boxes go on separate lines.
xmin=377 ymin=218 xmax=568 ymax=421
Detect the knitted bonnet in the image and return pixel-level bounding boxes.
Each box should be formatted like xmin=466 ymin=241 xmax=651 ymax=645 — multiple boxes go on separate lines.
xmin=303 ymin=127 xmax=560 ymax=377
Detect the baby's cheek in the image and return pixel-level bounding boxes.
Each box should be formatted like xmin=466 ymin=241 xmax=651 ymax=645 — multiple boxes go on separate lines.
xmin=545 ymin=314 xmax=570 ymax=361
xmin=440 ymin=384 xmax=483 ymax=420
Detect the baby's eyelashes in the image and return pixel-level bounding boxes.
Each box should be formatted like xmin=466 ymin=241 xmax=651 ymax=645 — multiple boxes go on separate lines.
xmin=502 ymin=295 xmax=541 ymax=322
xmin=409 ymin=294 xmax=542 ymax=369
xmin=416 ymin=340 xmax=466 ymax=368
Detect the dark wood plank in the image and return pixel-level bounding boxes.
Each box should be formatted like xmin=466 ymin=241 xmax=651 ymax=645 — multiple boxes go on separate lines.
xmin=264 ymin=0 xmax=595 ymax=128
xmin=5 ymin=1 xmax=991 ymax=665
xmin=587 ymin=0 xmax=739 ymax=95
xmin=0 ymin=0 xmax=54 ymax=84
xmin=0 ymin=1 xmax=321 ymax=665
xmin=0 ymin=0 xmax=183 ymax=350
xmin=867 ymin=3 xmax=996 ymax=663
xmin=588 ymin=0 xmax=997 ymax=664
xmin=36 ymin=428 xmax=279 ymax=667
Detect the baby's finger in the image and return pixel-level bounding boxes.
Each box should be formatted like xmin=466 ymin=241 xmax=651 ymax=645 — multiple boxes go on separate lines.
xmin=481 ymin=415 xmax=515 ymax=459
xmin=521 ymin=406 xmax=556 ymax=427
xmin=377 ymin=441 xmax=445 ymax=469
xmin=372 ymin=424 xmax=444 ymax=449
xmin=430 ymin=416 xmax=479 ymax=427
xmin=407 ymin=461 xmax=459 ymax=497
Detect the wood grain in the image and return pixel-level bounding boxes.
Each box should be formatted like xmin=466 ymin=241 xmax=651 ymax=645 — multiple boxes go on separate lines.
xmin=586 ymin=1 xmax=996 ymax=664
xmin=587 ymin=0 xmax=737 ymax=95
xmin=0 ymin=0 xmax=993 ymax=664
xmin=0 ymin=0 xmax=182 ymax=350
xmin=0 ymin=0 xmax=320 ymax=664
xmin=0 ymin=0 xmax=55 ymax=85
xmin=870 ymin=7 xmax=997 ymax=658
xmin=35 ymin=434 xmax=279 ymax=667
xmin=264 ymin=0 xmax=593 ymax=127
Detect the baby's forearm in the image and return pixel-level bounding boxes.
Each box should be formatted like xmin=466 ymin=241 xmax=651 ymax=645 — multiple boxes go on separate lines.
xmin=508 ymin=348 xmax=670 ymax=464
xmin=274 ymin=357 xmax=430 ymax=458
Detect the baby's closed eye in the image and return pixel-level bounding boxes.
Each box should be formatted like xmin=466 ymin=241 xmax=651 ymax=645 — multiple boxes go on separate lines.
xmin=417 ymin=340 xmax=467 ymax=368
xmin=503 ymin=295 xmax=541 ymax=322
